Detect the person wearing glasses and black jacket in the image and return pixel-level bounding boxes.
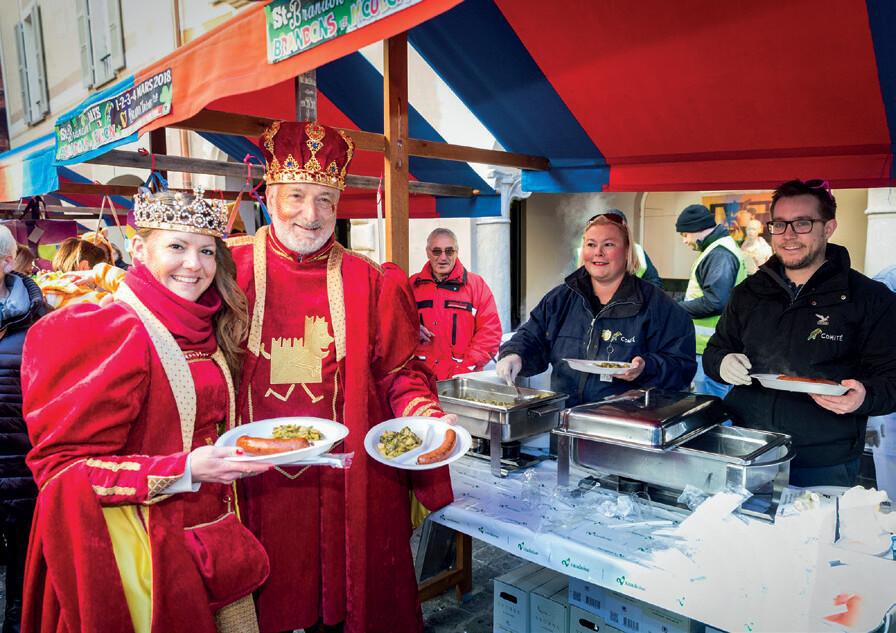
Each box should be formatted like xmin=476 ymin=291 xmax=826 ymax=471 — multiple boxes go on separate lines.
xmin=703 ymin=179 xmax=896 ymax=487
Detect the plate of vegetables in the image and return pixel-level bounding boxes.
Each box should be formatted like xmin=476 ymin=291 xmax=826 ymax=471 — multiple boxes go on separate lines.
xmin=217 ymin=417 xmax=348 ymax=465
xmin=364 ymin=417 xmax=471 ymax=471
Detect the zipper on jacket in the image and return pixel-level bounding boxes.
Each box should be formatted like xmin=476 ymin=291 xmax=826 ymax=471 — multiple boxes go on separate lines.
xmin=451 ymin=314 xmax=457 ymax=345
xmin=578 ymin=299 xmax=636 ymax=404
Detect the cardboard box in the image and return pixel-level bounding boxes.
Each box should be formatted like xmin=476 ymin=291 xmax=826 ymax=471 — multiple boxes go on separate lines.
xmin=642 ymin=602 xmax=703 ymax=633
xmin=568 ymin=576 xmax=607 ymax=619
xmin=569 ymin=605 xmax=624 ymax=633
xmin=493 ymin=563 xmax=549 ymax=633
xmin=605 ymin=591 xmax=646 ymax=633
xmin=530 ymin=575 xmax=570 ymax=633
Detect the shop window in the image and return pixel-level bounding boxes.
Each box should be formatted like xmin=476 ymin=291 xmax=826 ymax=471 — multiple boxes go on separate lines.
xmin=76 ymin=0 xmax=125 ymax=88
xmin=14 ymin=5 xmax=50 ymax=125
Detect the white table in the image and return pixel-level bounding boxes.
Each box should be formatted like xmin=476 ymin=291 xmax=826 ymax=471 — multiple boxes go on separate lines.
xmin=430 ymin=457 xmax=896 ymax=632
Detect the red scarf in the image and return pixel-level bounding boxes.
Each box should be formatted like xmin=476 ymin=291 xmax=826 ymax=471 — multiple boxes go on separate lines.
xmin=123 ymin=263 xmax=221 ymax=353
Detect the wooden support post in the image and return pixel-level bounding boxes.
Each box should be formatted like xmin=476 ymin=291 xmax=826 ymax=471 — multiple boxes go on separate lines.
xmin=148 ymin=129 xmax=168 ymax=180
xmin=383 ymin=33 xmax=409 ymax=272
xmin=417 ymin=531 xmax=473 ymax=604
xmin=296 ymin=70 xmax=318 ymax=121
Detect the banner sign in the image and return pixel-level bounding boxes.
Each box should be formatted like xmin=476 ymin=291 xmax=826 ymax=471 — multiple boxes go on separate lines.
xmin=55 ymin=70 xmax=172 ymax=161
xmin=265 ymin=0 xmax=422 ymax=64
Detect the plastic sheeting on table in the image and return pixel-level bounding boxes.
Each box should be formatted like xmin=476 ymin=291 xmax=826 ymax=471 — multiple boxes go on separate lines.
xmin=431 ymin=457 xmax=896 ymax=633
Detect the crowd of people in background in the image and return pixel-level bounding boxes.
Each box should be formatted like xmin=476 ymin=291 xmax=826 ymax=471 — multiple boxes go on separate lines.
xmin=0 ymin=116 xmax=892 ymax=633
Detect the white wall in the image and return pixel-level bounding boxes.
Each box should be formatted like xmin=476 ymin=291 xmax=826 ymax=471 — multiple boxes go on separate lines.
xmin=522 ymin=191 xmax=638 ymax=318
xmin=641 ymin=188 xmax=870 ymax=280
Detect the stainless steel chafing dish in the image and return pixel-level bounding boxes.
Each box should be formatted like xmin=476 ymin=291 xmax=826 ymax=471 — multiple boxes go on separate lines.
xmin=437 ymin=377 xmax=568 ymax=477
xmin=554 ymin=389 xmax=794 ymax=518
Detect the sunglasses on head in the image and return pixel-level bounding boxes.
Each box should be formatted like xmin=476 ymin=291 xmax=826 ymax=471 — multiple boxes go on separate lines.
xmin=430 ymin=247 xmax=456 ymax=257
xmin=587 ymin=211 xmax=627 ymax=226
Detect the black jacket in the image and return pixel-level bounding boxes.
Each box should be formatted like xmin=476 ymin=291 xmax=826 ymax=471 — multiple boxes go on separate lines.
xmin=0 ymin=273 xmax=46 ymax=521
xmin=679 ymin=225 xmax=742 ymax=319
xmin=703 ymin=244 xmax=896 ymax=467
xmin=500 ymin=270 xmax=696 ymax=408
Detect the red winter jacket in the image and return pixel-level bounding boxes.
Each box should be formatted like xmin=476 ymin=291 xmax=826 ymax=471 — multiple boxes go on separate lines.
xmin=410 ymin=260 xmax=502 ymax=381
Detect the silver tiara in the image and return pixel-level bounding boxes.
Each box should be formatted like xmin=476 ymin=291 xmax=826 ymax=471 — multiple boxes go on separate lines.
xmin=133 ymin=187 xmax=228 ymax=238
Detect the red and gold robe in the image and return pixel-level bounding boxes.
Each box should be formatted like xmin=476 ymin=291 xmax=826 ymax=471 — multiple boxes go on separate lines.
xmin=229 ymin=228 xmax=453 ymax=633
xmin=20 ymin=265 xmax=269 ymax=633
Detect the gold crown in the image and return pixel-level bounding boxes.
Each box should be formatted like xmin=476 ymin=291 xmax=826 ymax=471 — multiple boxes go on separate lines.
xmin=133 ymin=188 xmax=229 ymax=238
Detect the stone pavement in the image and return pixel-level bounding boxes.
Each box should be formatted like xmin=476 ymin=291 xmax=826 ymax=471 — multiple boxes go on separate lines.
xmin=0 ymin=539 xmax=521 ymax=633
xmin=420 ymin=537 xmax=521 ymax=633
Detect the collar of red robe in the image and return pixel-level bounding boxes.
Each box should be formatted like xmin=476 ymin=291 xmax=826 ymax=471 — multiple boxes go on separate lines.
xmin=123 ymin=262 xmax=221 ymax=353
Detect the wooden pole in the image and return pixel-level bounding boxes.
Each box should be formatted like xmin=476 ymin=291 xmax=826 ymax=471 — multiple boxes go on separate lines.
xmin=384 ymin=33 xmax=409 ymax=271
xmin=148 ymin=129 xmax=168 ymax=180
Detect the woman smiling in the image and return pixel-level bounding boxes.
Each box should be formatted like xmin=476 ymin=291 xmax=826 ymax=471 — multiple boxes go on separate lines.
xmin=21 ymin=189 xmax=270 ymax=633
xmin=497 ymin=214 xmax=697 ymax=407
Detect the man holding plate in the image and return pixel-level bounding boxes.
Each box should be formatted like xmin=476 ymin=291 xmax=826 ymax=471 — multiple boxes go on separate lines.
xmin=703 ymin=179 xmax=896 ymax=487
xmin=228 ymin=121 xmax=453 ymax=633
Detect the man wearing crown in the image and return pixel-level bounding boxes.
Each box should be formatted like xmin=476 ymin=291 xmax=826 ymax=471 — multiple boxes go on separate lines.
xmin=227 ymin=121 xmax=453 ymax=633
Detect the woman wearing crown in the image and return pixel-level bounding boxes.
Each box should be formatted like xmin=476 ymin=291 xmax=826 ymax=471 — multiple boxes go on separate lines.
xmin=20 ymin=189 xmax=271 ymax=633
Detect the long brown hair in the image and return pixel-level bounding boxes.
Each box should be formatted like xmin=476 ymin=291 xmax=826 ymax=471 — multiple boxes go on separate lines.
xmin=135 ymin=228 xmax=248 ymax=381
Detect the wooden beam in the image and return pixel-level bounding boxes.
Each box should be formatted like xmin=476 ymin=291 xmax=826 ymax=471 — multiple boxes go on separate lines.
xmin=56 ymin=181 xmax=248 ymax=200
xmin=173 ymin=109 xmax=546 ymax=169
xmin=384 ymin=34 xmax=410 ymax=271
xmin=84 ymin=150 xmax=476 ymax=197
xmin=406 ymin=138 xmax=549 ymax=171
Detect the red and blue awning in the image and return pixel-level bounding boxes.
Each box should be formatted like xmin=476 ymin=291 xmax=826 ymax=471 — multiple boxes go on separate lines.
xmin=5 ymin=0 xmax=896 ymax=211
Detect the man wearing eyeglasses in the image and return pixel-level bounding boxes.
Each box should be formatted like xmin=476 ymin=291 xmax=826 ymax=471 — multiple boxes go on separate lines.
xmin=675 ymin=204 xmax=748 ymax=397
xmin=410 ymin=228 xmax=502 ymax=381
xmin=703 ymin=179 xmax=896 ymax=487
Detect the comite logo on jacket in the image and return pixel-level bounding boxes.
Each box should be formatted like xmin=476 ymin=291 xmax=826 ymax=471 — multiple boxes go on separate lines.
xmin=601 ymin=329 xmax=636 ymax=344
xmin=808 ymin=327 xmax=844 ymax=342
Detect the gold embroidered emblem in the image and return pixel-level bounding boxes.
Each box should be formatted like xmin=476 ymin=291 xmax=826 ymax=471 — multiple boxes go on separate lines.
xmin=262 ymin=315 xmax=334 ymax=403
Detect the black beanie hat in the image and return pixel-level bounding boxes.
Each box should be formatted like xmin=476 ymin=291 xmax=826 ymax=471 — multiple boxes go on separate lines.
xmin=675 ymin=204 xmax=715 ymax=232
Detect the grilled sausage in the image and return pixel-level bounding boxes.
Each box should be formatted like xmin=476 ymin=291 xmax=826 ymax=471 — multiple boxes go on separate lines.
xmin=777 ymin=375 xmax=839 ymax=385
xmin=236 ymin=435 xmax=310 ymax=455
xmin=417 ymin=429 xmax=457 ymax=465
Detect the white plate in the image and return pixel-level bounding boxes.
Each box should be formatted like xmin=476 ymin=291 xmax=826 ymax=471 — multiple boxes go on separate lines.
xmin=364 ymin=417 xmax=472 ymax=471
xmin=750 ymin=374 xmax=848 ymax=396
xmin=565 ymin=358 xmax=634 ymax=375
xmin=216 ymin=417 xmax=348 ymax=465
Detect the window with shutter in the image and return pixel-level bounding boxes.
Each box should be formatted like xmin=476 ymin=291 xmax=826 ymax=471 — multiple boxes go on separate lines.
xmin=14 ymin=6 xmax=50 ymax=126
xmin=78 ymin=0 xmax=126 ymax=88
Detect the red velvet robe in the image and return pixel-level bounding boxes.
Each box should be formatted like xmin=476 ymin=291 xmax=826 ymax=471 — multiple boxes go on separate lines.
xmin=229 ymin=229 xmax=453 ymax=633
xmin=20 ymin=281 xmax=268 ymax=632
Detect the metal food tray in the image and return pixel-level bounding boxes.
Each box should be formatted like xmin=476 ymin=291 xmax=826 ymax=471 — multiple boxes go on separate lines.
xmin=436 ymin=377 xmax=567 ymax=442
xmin=556 ymin=424 xmax=794 ymax=499
xmin=560 ymin=389 xmax=728 ymax=450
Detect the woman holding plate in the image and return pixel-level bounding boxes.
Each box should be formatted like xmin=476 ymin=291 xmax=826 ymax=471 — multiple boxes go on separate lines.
xmin=497 ymin=212 xmax=696 ymax=407
xmin=21 ymin=189 xmax=271 ymax=633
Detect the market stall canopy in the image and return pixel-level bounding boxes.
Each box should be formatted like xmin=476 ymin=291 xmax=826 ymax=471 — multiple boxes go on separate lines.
xmin=147 ymin=0 xmax=896 ymax=193
xmin=18 ymin=0 xmax=896 ymax=210
xmin=406 ymin=0 xmax=896 ymax=192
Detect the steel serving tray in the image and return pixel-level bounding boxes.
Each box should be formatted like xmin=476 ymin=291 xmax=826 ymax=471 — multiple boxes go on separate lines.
xmin=555 ymin=424 xmax=794 ymax=498
xmin=437 ymin=377 xmax=568 ymax=442
xmin=560 ymin=389 xmax=728 ymax=450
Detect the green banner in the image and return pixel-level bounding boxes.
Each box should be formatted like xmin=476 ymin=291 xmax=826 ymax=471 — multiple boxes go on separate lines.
xmin=55 ymin=70 xmax=172 ymax=162
xmin=265 ymin=0 xmax=422 ymax=64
